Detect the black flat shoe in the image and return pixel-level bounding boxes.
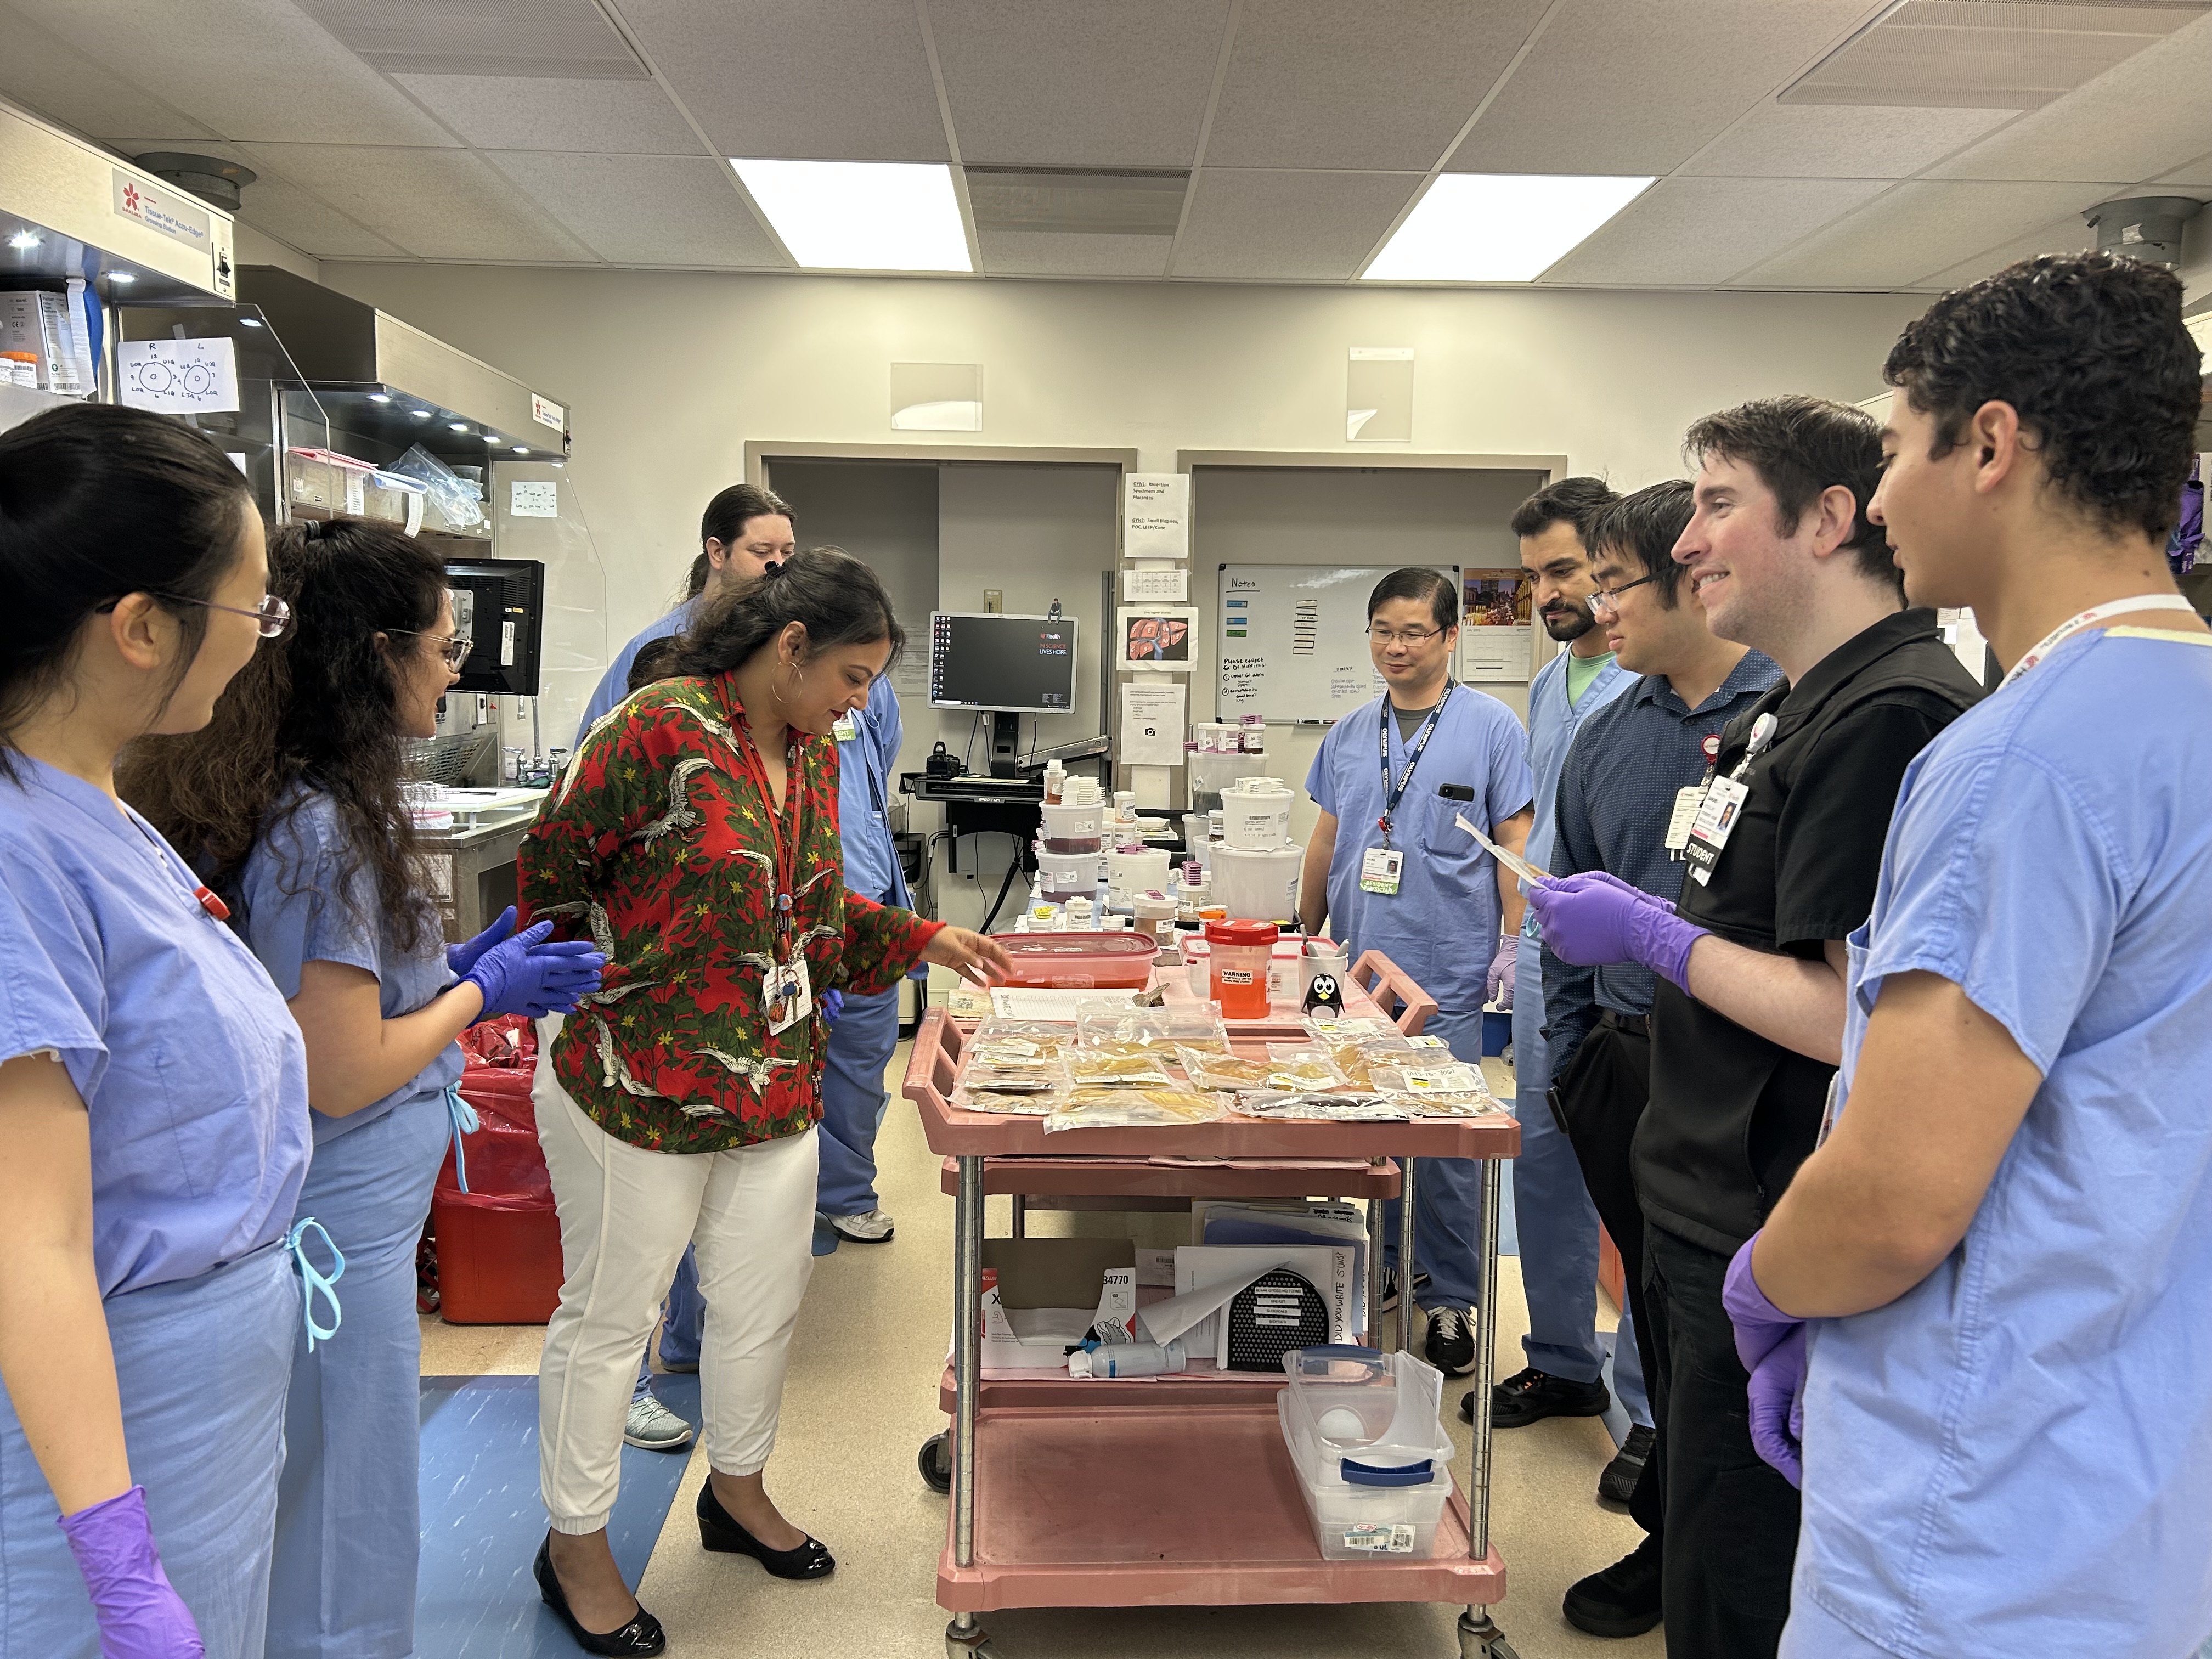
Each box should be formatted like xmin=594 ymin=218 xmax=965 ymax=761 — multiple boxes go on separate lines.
xmin=533 ymin=1534 xmax=666 ymax=1656
xmin=696 ymin=1481 xmax=836 ymax=1579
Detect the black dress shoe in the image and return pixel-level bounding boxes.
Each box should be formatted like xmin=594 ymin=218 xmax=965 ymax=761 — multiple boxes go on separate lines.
xmin=696 ymin=1481 xmax=836 ymax=1579
xmin=1598 ymin=1422 xmax=1655 ymax=1506
xmin=1466 ymin=1365 xmax=1612 ymax=1427
xmin=1564 ymin=1533 xmax=1663 ymax=1639
xmin=533 ymin=1534 xmax=665 ymax=1656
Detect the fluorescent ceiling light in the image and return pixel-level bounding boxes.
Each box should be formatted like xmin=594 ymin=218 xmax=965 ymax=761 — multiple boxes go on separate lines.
xmin=730 ymin=159 xmax=971 ymax=273
xmin=1363 ymin=174 xmax=1653 ymax=284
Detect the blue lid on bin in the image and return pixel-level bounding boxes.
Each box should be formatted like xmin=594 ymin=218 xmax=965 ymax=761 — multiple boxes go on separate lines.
xmin=1339 ymin=1456 xmax=1435 ymax=1488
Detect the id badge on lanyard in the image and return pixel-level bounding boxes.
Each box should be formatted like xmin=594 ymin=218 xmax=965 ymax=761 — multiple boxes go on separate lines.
xmin=1684 ymin=712 xmax=1775 ymax=888
xmin=1366 ymin=689 xmax=1451 ymax=899
xmin=731 ymin=706 xmax=812 ymax=1032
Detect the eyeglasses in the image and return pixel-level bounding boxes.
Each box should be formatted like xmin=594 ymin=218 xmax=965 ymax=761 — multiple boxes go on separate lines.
xmin=1365 ymin=623 xmax=1446 ymax=646
xmin=98 ymin=591 xmax=293 ymax=637
xmin=1583 ymin=575 xmax=1658 ymax=618
xmin=386 ymin=627 xmax=473 ymax=669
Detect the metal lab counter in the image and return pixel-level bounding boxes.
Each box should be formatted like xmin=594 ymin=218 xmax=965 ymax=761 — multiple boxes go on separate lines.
xmin=420 ymin=792 xmax=544 ymax=943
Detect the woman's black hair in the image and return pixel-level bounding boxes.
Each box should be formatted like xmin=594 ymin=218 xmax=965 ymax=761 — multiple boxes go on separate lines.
xmin=682 ymin=482 xmax=795 ymax=602
xmin=1365 ymin=566 xmax=1459 ymax=631
xmin=669 ymin=546 xmax=904 ymax=680
xmin=0 ymin=403 xmax=255 ymax=781
xmin=625 ymin=634 xmax=684 ymax=693
xmin=122 ymin=518 xmax=449 ymax=952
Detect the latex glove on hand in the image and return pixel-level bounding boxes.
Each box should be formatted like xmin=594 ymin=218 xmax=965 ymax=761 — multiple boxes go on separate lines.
xmin=59 ymin=1486 xmax=205 ymax=1659
xmin=447 ymin=906 xmax=516 ymax=977
xmin=1725 ymin=1233 xmax=1808 ymax=1488
xmin=921 ymin=926 xmax=1017 ymax=989
xmin=462 ymin=920 xmax=607 ymax=1022
xmin=1526 ymin=872 xmax=1708 ymax=992
xmin=1485 ymin=937 xmax=1517 ymax=1009
xmin=819 ymin=989 xmax=844 ymax=1028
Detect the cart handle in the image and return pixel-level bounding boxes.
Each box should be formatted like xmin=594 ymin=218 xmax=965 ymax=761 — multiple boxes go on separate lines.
xmin=1341 ymin=1457 xmax=1436 ymax=1488
xmin=1347 ymin=951 xmax=1438 ymax=1038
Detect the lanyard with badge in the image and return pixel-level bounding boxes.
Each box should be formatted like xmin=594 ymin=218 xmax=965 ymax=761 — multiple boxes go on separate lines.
xmin=1997 ymin=594 xmax=2197 ymax=689
xmin=729 ymin=714 xmax=814 ymax=1035
xmin=1359 ymin=684 xmax=1453 ymax=896
xmin=1681 ymin=709 xmax=1777 ymax=888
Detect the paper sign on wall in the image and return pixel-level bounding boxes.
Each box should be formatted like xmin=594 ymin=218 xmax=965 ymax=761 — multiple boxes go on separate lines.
xmin=510 ymin=479 xmax=560 ymax=517
xmin=1122 ymin=565 xmax=1188 ymax=602
xmin=1119 ymin=681 xmax=1186 ymax=767
xmin=1124 ymin=473 xmax=1189 ymax=560
xmin=118 ymin=336 xmax=240 ymax=415
xmin=1119 ymin=606 xmax=1197 ymax=671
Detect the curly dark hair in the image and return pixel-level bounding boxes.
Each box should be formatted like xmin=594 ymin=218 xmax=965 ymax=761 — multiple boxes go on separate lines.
xmin=1683 ymin=395 xmax=1897 ymax=593
xmin=1884 ymin=252 xmax=2202 ymax=540
xmin=1589 ymin=479 xmax=1696 ymax=608
xmin=669 ymin=545 xmax=903 ymax=679
xmin=121 ymin=518 xmax=450 ymax=952
xmin=1510 ymin=476 xmax=1620 ymax=543
xmin=0 ymin=404 xmax=253 ymax=781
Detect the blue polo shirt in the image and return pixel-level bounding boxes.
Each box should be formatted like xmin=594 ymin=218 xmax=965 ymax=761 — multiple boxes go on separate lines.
xmin=1523 ymin=645 xmax=1633 ymax=909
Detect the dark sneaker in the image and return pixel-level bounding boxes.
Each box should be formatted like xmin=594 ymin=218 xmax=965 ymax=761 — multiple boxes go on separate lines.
xmin=1599 ymin=1423 xmax=1655 ymax=1506
xmin=1424 ymin=1307 xmax=1476 ymax=1376
xmin=1563 ymin=1533 xmax=1662 ymax=1638
xmin=1376 ymin=1268 xmax=1431 ymax=1312
xmin=1467 ymin=1365 xmax=1611 ymax=1427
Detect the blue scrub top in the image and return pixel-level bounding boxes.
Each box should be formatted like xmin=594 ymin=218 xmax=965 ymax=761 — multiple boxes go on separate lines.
xmin=235 ymin=791 xmax=464 ymax=1148
xmin=1522 ymin=646 xmax=1633 ymax=939
xmin=582 ymin=603 xmax=910 ymax=911
xmin=0 ymin=757 xmax=311 ymax=1297
xmin=1306 ymin=686 xmax=1533 ymax=1014
xmin=1801 ymin=628 xmax=2212 ymax=1657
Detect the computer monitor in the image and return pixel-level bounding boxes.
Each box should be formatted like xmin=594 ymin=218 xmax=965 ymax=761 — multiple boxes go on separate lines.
xmin=928 ymin=612 xmax=1078 ymax=775
xmin=443 ymin=557 xmax=544 ymax=697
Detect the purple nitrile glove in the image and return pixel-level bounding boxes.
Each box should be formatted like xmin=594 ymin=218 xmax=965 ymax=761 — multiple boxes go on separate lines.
xmin=1485 ymin=938 xmax=1517 ymax=1009
xmin=58 ymin=1486 xmax=205 ymax=1659
xmin=819 ymin=988 xmax=844 ymax=1027
xmin=1725 ymin=1232 xmax=1809 ymax=1488
xmin=1526 ymin=872 xmax=1708 ymax=992
xmin=446 ymin=906 xmax=516 ymax=976
xmin=462 ymin=921 xmax=607 ymax=1022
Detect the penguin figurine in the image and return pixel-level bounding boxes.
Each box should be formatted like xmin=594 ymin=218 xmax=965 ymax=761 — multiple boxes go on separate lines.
xmin=1302 ymin=971 xmax=1344 ymax=1017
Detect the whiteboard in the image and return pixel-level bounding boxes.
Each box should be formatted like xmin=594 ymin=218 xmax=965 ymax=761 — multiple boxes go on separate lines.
xmin=1217 ymin=563 xmax=1459 ymax=723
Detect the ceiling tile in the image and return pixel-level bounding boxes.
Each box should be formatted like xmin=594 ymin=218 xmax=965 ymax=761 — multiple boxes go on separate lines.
xmin=391 ymin=74 xmax=703 ymax=154
xmin=1681 ymin=103 xmax=2015 ymax=180
xmin=1171 ymin=169 xmax=1420 ymax=280
xmin=1924 ymin=13 xmax=2212 ymax=183
xmin=1735 ymin=179 xmax=2126 ymax=289
xmin=979 ymin=229 xmax=1172 ymax=278
xmin=930 ymin=0 xmax=1228 ymax=168
xmin=295 ymin=0 xmax=646 ymax=79
xmin=2 ymin=0 xmax=458 ymax=145
xmin=484 ymin=152 xmax=787 ymax=266
xmin=0 ymin=3 xmax=215 ymax=143
xmin=1203 ymin=0 xmax=1551 ymax=171
xmin=1452 ymin=0 xmax=1879 ymax=176
xmin=1910 ymin=212 xmax=2095 ymax=293
xmin=611 ymin=0 xmax=947 ymax=161
xmin=2152 ymin=150 xmax=2212 ymax=189
xmin=1542 ymin=176 xmax=1891 ymax=286
xmin=245 ymin=144 xmax=597 ymax=261
xmin=100 ymin=135 xmax=407 ymax=259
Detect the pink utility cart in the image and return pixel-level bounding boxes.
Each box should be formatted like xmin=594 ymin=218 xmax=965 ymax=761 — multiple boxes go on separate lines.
xmin=900 ymin=952 xmax=1523 ymax=1659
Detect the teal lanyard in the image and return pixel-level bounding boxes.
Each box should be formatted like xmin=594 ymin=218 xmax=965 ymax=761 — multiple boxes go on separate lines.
xmin=285 ymin=1218 xmax=346 ymax=1352
xmin=444 ymin=1082 xmax=479 ymax=1194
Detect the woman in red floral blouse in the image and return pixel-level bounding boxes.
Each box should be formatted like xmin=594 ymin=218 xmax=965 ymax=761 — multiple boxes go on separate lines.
xmin=518 ymin=549 xmax=1008 ymax=1654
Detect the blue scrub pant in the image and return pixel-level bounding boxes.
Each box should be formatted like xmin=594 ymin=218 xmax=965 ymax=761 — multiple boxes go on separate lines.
xmin=0 ymin=1242 xmax=297 ymax=1659
xmin=815 ymin=983 xmax=901 ymax=1218
xmin=268 ymin=1092 xmax=451 ymax=1659
xmin=1511 ymin=935 xmax=1651 ymax=1423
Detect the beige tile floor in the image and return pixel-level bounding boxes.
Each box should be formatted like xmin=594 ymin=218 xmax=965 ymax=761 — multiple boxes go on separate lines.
xmin=423 ymin=1046 xmax=1661 ymax=1659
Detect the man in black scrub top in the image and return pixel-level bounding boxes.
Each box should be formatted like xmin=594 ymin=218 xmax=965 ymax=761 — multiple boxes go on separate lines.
xmin=1530 ymin=396 xmax=1982 ymax=1658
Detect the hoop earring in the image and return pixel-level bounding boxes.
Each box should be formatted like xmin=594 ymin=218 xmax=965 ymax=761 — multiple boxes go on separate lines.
xmin=775 ymin=662 xmax=802 ymax=718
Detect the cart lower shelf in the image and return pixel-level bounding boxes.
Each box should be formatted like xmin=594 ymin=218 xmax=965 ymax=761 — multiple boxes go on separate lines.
xmin=938 ymin=1400 xmax=1505 ymax=1613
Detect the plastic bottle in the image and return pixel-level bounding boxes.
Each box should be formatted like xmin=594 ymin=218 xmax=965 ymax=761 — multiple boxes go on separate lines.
xmin=1042 ymin=759 xmax=1065 ymax=805
xmin=1064 ymin=895 xmax=1094 ymax=930
xmin=1068 ymin=1339 xmax=1186 ymax=1378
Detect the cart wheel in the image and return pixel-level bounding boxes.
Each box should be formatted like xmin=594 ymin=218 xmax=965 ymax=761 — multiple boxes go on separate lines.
xmin=1455 ymin=1609 xmax=1519 ymax=1659
xmin=918 ymin=1432 xmax=952 ymax=1494
xmin=944 ymin=1614 xmax=992 ymax=1658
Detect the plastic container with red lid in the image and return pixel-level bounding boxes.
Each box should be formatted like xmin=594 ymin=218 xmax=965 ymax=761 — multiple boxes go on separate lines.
xmin=1205 ymin=919 xmax=1278 ymax=1018
xmin=989 ymin=930 xmax=1160 ymax=990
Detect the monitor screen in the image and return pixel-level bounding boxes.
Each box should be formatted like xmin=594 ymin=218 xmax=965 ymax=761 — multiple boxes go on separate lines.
xmin=443 ymin=557 xmax=544 ymax=697
xmin=928 ymin=612 xmax=1077 ymax=713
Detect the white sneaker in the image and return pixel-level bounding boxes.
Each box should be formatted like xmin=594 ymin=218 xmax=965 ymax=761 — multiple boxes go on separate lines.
xmin=828 ymin=1208 xmax=895 ymax=1244
xmin=623 ymin=1393 xmax=695 ymax=1452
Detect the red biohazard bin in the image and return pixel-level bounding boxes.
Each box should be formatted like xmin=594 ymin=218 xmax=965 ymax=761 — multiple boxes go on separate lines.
xmin=430 ymin=1018 xmax=566 ymax=1324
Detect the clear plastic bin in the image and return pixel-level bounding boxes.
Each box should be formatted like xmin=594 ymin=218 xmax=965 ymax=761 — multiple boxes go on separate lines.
xmin=1278 ymin=1345 xmax=1454 ymax=1560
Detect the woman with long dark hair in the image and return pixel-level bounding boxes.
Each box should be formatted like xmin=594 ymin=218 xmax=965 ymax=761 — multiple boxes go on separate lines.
xmin=123 ymin=518 xmax=602 ymax=1659
xmin=520 ymin=548 xmax=1009 ymax=1654
xmin=0 ymin=402 xmax=306 ymax=1659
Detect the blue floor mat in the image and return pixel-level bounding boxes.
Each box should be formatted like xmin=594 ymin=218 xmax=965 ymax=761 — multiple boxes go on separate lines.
xmin=416 ymin=1373 xmax=699 ymax=1659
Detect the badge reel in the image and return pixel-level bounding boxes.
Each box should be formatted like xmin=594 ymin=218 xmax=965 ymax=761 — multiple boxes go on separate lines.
xmin=1684 ymin=712 xmax=1775 ymax=887
xmin=764 ymin=955 xmax=814 ymax=1035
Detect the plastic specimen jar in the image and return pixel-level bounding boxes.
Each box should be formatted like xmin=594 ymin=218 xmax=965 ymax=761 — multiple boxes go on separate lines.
xmin=1205 ymin=918 xmax=1278 ymax=1019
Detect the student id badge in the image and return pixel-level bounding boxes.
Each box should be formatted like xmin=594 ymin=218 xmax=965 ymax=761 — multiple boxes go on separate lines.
xmin=1683 ymin=775 xmax=1750 ymax=887
xmin=764 ymin=955 xmax=814 ymax=1035
xmin=1359 ymin=847 xmax=1404 ymax=896
xmin=831 ymin=712 xmax=860 ymax=742
xmin=1663 ymin=784 xmax=1707 ymax=859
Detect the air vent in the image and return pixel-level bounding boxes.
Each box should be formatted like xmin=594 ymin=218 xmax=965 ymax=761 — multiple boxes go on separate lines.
xmin=295 ymin=0 xmax=649 ymax=79
xmin=1782 ymin=1 xmax=2211 ymax=109
xmin=964 ymin=169 xmax=1188 ymax=236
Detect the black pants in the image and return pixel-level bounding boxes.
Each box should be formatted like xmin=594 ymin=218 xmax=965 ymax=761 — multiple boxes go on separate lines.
xmin=1548 ymin=1014 xmax=1664 ymax=1537
xmin=1643 ymin=1221 xmax=1801 ymax=1658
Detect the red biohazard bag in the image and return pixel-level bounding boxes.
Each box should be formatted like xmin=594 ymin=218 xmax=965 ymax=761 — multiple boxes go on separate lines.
xmin=430 ymin=1016 xmax=565 ymax=1323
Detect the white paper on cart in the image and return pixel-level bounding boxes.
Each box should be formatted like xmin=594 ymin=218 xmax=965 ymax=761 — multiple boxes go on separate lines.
xmin=1133 ymin=1260 xmax=1285 ymax=1349
xmin=975 ymin=1268 xmax=1136 ymax=1373
xmin=1155 ymin=1244 xmax=1357 ymax=1365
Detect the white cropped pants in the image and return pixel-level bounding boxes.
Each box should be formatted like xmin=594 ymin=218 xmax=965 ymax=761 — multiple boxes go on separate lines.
xmin=534 ymin=1048 xmax=818 ymax=1534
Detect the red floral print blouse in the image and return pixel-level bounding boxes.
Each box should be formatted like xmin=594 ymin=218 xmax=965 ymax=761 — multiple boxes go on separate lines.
xmin=518 ymin=673 xmax=940 ymax=1153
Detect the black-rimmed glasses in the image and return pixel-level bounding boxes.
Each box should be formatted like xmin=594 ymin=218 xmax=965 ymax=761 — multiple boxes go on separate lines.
xmin=1584 ymin=575 xmax=1658 ymax=618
